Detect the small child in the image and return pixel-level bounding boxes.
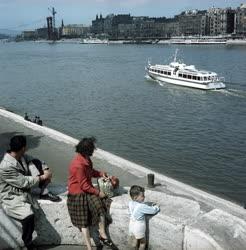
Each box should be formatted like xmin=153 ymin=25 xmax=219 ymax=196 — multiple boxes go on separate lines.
xmin=128 ymin=185 xmax=160 ymax=250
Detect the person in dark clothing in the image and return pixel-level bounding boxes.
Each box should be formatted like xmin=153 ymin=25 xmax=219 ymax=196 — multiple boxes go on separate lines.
xmin=24 ymin=113 xmax=30 ymax=121
xmin=0 ymin=135 xmax=57 ymax=249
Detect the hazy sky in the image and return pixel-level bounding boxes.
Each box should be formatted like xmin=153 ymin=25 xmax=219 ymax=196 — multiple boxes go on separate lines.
xmin=0 ymin=0 xmax=244 ymax=30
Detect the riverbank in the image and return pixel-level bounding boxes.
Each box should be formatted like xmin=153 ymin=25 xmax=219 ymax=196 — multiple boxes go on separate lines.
xmin=1 ymin=107 xmax=246 ymax=249
xmin=3 ymin=37 xmax=246 ymax=45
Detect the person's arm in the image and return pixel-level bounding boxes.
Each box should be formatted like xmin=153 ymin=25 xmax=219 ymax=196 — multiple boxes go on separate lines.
xmin=0 ymin=167 xmax=39 ymax=189
xmin=139 ymin=203 xmax=160 ymax=215
xmin=92 ymin=169 xmax=108 ymax=179
xmin=91 ymin=168 xmax=103 ymax=178
xmin=77 ymin=167 xmax=100 ymax=195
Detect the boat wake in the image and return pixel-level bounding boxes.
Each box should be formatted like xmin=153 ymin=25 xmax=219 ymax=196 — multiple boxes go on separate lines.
xmin=214 ymin=88 xmax=246 ymax=98
xmin=158 ymin=80 xmax=165 ymax=87
xmin=144 ymin=74 xmax=154 ymax=81
xmin=145 ymin=75 xmax=166 ymax=87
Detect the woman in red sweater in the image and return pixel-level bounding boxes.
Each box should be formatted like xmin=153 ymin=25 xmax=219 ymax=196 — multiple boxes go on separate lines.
xmin=67 ymin=137 xmax=114 ymax=250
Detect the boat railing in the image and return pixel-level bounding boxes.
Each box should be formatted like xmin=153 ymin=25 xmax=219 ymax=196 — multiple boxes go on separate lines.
xmin=210 ymin=76 xmax=224 ymax=82
xmin=216 ymin=77 xmax=225 ymax=82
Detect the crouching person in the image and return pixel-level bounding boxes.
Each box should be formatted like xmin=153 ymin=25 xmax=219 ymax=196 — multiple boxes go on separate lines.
xmin=0 ymin=135 xmax=53 ymax=250
xmin=28 ymin=158 xmax=61 ymax=202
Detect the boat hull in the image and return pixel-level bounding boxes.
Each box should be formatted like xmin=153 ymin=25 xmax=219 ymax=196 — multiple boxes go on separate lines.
xmin=147 ymin=72 xmax=225 ymax=90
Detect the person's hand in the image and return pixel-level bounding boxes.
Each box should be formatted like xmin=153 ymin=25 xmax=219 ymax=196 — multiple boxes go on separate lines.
xmin=102 ymin=172 xmax=108 ymax=179
xmin=43 ymin=169 xmax=52 ymax=180
xmin=99 ymin=191 xmax=106 ymax=198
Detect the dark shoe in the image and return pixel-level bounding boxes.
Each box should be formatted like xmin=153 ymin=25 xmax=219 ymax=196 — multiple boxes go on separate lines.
xmin=99 ymin=236 xmax=118 ymax=250
xmin=105 ymin=213 xmax=113 ymax=225
xmin=25 ymin=243 xmax=37 ymax=250
xmin=40 ymin=192 xmax=61 ymax=202
xmin=96 ymin=243 xmax=103 ymax=250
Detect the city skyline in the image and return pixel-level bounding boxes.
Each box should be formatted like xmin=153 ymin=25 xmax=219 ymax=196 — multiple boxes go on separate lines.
xmin=0 ymin=0 xmax=244 ymax=30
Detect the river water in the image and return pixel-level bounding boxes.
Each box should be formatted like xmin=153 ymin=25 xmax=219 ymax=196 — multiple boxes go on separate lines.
xmin=0 ymin=42 xmax=246 ymax=204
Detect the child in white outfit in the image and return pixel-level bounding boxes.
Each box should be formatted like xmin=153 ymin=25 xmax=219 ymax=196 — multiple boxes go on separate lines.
xmin=128 ymin=185 xmax=160 ymax=250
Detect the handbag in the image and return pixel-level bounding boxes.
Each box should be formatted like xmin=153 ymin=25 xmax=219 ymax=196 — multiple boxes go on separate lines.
xmin=98 ymin=176 xmax=119 ymax=198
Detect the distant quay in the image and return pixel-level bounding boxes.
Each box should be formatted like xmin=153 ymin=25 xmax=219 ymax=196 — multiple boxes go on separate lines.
xmin=6 ymin=36 xmax=246 ymax=45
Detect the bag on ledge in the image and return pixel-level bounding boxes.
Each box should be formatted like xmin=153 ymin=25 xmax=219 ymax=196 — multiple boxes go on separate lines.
xmin=97 ymin=176 xmax=120 ymax=198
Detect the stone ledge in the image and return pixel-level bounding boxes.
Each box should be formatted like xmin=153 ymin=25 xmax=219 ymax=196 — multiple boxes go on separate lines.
xmin=183 ymin=209 xmax=246 ymax=250
xmin=1 ymin=186 xmax=246 ymax=250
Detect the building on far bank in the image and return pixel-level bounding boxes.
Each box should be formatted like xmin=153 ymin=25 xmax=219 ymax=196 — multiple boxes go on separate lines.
xmin=89 ymin=4 xmax=246 ymax=40
xmin=36 ymin=27 xmax=48 ymax=39
xmin=22 ymin=31 xmax=36 ymax=40
xmin=177 ymin=10 xmax=207 ymax=36
xmin=61 ymin=24 xmax=90 ymax=38
xmin=206 ymin=7 xmax=235 ymax=36
xmin=234 ymin=3 xmax=246 ymax=36
xmin=91 ymin=14 xmax=104 ymax=35
xmin=19 ymin=3 xmax=246 ymax=41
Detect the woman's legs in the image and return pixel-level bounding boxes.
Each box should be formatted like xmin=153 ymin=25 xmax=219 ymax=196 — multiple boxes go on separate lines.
xmin=81 ymin=227 xmax=92 ymax=250
xmin=98 ymin=215 xmax=107 ymax=239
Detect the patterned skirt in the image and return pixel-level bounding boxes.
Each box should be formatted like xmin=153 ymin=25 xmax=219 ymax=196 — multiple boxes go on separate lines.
xmin=67 ymin=193 xmax=111 ymax=229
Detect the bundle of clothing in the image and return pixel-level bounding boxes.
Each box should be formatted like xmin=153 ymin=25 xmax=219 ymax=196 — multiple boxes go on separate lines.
xmin=97 ymin=176 xmax=120 ymax=198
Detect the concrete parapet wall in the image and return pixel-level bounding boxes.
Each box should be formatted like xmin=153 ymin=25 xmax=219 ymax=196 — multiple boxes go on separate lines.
xmin=184 ymin=209 xmax=246 ymax=250
xmin=1 ymin=186 xmax=246 ymax=250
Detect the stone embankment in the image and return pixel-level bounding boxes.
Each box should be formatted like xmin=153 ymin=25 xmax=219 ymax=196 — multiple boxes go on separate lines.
xmin=1 ymin=107 xmax=246 ymax=249
xmin=1 ymin=185 xmax=246 ymax=250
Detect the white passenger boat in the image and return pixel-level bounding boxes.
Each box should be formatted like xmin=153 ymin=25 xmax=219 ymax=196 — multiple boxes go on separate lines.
xmin=158 ymin=38 xmax=226 ymax=45
xmin=145 ymin=50 xmax=226 ymax=90
xmin=80 ymin=38 xmax=109 ymax=44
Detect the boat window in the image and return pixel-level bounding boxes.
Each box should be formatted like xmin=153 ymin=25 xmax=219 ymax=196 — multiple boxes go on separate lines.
xmin=161 ymin=71 xmax=164 ymax=74
xmin=168 ymin=72 xmax=171 ymax=76
xmin=188 ymin=75 xmax=192 ymax=79
xmin=193 ymin=76 xmax=197 ymax=80
xmin=183 ymin=74 xmax=187 ymax=78
xmin=157 ymin=70 xmax=160 ymax=74
xmin=204 ymin=77 xmax=207 ymax=81
xmin=178 ymin=73 xmax=182 ymax=77
xmin=197 ymin=76 xmax=201 ymax=81
xmin=164 ymin=71 xmax=167 ymax=75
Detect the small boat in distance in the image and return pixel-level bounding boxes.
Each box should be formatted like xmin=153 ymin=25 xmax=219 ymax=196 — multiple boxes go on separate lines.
xmin=80 ymin=38 xmax=109 ymax=44
xmin=145 ymin=50 xmax=226 ymax=90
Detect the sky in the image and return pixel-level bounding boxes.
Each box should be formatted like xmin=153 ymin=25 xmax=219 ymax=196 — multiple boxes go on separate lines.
xmin=0 ymin=0 xmax=244 ymax=30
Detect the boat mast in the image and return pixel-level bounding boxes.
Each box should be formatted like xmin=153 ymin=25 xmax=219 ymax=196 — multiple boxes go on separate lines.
xmin=173 ymin=49 xmax=179 ymax=62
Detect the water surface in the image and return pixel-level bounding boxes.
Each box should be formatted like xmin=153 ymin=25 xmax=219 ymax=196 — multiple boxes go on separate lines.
xmin=0 ymin=42 xmax=246 ymax=204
